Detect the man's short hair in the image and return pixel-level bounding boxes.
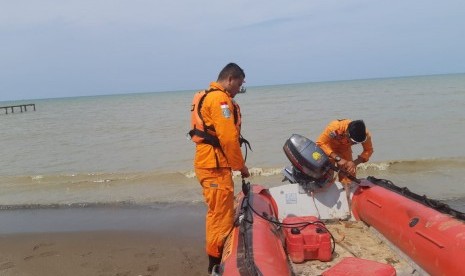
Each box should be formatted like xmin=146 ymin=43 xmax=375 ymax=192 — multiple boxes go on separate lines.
xmin=217 ymin=63 xmax=245 ymax=81
xmin=348 ymin=120 xmax=367 ymax=143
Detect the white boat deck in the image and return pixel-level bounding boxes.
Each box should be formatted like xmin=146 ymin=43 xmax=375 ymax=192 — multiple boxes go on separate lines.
xmin=268 ymin=181 xmax=426 ymax=275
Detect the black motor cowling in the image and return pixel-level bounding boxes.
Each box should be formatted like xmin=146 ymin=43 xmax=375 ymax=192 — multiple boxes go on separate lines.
xmin=283 ymin=134 xmax=335 ymax=191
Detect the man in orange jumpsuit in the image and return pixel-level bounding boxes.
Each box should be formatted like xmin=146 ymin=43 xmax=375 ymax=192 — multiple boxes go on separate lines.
xmin=190 ymin=63 xmax=250 ymax=274
xmin=316 ymin=119 xmax=373 ymax=184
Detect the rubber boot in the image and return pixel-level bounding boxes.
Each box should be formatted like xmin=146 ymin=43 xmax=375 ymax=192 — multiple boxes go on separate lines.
xmin=208 ymin=255 xmax=221 ymax=274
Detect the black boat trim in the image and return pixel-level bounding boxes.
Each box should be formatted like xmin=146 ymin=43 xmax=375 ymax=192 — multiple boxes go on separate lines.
xmin=367 ymin=176 xmax=465 ymax=222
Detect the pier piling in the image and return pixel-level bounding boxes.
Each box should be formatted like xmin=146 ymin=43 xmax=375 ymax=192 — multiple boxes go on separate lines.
xmin=0 ymin=104 xmax=36 ymax=114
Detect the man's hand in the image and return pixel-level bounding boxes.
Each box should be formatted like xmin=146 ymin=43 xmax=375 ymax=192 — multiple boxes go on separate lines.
xmin=240 ymin=165 xmax=250 ymax=178
xmin=337 ymin=159 xmax=356 ymax=175
xmin=344 ymin=161 xmax=357 ymax=175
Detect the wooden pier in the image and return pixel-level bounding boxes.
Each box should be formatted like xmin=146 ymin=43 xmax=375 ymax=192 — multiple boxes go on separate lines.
xmin=0 ymin=104 xmax=36 ymax=114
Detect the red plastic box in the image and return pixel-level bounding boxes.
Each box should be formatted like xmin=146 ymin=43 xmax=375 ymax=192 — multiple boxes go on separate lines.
xmin=283 ymin=216 xmax=332 ymax=263
xmin=322 ymin=257 xmax=396 ymax=276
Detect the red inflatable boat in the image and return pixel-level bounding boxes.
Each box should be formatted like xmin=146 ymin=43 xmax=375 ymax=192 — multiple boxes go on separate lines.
xmin=218 ymin=184 xmax=293 ymax=275
xmin=352 ymin=177 xmax=465 ymax=276
xmin=212 ymin=134 xmax=465 ymax=275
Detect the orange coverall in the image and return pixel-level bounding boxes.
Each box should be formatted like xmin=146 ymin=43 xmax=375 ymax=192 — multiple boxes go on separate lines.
xmin=194 ymin=82 xmax=245 ymax=258
xmin=316 ymin=119 xmax=373 ymax=184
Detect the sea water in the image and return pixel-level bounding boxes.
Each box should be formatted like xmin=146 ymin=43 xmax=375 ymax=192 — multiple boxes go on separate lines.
xmin=1 ymin=73 xmax=464 ymax=212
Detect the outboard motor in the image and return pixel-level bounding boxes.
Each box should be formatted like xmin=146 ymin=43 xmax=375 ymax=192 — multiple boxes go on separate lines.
xmin=283 ymin=134 xmax=335 ymax=193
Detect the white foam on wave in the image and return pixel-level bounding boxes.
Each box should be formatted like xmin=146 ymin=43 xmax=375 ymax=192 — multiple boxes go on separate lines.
xmin=182 ymin=167 xmax=284 ymax=179
xmin=183 ymin=171 xmax=196 ymax=178
xmin=243 ymin=167 xmax=283 ymax=177
xmin=92 ymin=179 xmax=112 ymax=183
xmin=358 ymin=162 xmax=391 ymax=171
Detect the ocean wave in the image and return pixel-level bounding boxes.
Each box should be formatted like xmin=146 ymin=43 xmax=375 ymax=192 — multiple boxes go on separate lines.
xmin=22 ymin=172 xmax=144 ymax=185
xmin=181 ymin=157 xmax=465 ymax=177
xmin=0 ymin=200 xmax=205 ymax=211
xmin=357 ymin=157 xmax=465 ymax=172
xmin=0 ymin=201 xmax=137 ymax=210
xmin=1 ymin=157 xmax=464 ymax=209
xmin=182 ymin=167 xmax=284 ymax=179
xmin=4 ymin=157 xmax=464 ymax=185
xmin=357 ymin=162 xmax=391 ymax=171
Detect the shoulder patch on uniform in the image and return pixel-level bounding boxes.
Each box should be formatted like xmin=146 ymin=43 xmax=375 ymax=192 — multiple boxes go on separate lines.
xmin=220 ymin=101 xmax=231 ymax=118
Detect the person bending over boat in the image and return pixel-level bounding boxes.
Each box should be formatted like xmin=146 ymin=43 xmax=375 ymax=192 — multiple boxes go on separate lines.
xmin=316 ymin=119 xmax=373 ymax=185
xmin=188 ymin=63 xmax=250 ymax=274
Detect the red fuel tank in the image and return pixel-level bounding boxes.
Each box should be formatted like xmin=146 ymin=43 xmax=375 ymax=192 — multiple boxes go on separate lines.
xmin=283 ymin=216 xmax=332 ymax=263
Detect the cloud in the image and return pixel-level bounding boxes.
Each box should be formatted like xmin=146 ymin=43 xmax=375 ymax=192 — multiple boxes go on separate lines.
xmin=0 ymin=0 xmax=464 ymax=101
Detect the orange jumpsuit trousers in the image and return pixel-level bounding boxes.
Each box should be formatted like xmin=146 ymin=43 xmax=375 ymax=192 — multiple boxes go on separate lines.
xmin=195 ymin=167 xmax=235 ymax=258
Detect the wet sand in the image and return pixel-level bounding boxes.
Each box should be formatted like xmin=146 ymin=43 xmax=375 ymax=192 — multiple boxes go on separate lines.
xmin=0 ymin=205 xmax=209 ymax=276
xmin=0 ymin=205 xmax=415 ymax=276
xmin=0 ymin=231 xmax=207 ymax=276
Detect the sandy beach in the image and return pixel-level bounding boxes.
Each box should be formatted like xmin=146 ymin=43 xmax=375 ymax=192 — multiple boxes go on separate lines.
xmin=0 ymin=231 xmax=208 ymax=276
xmin=0 ymin=205 xmax=209 ymax=276
xmin=0 ymin=203 xmax=415 ymax=276
xmin=0 ymin=231 xmax=207 ymax=276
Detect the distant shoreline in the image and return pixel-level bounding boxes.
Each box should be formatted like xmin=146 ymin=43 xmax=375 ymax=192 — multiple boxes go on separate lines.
xmin=1 ymin=72 xmax=463 ymax=103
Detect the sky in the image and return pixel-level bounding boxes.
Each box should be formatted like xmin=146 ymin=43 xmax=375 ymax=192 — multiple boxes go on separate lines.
xmin=1 ymin=0 xmax=464 ymax=101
